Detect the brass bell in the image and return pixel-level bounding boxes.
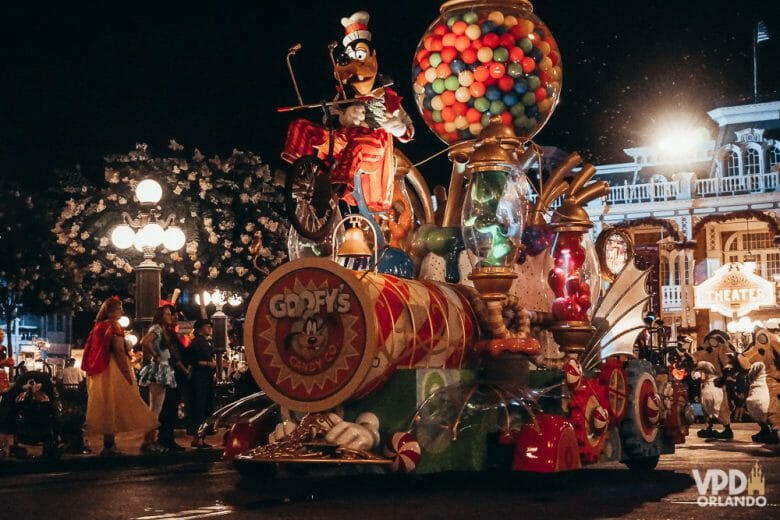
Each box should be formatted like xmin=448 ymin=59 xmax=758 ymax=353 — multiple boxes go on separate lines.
xmin=337 ymin=226 xmax=372 ymax=257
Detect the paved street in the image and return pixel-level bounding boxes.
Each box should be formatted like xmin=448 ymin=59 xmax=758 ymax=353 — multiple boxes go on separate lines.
xmin=0 ymin=423 xmax=777 ymax=519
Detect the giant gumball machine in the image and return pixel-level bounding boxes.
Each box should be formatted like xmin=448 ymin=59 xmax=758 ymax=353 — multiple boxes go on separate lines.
xmin=225 ymin=0 xmax=692 ymax=477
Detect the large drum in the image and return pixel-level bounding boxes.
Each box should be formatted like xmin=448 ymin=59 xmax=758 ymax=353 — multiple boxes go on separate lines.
xmin=244 ymin=258 xmax=480 ymax=412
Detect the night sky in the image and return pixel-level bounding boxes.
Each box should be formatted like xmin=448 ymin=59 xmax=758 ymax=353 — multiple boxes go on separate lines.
xmin=3 ymin=1 xmax=779 ymax=190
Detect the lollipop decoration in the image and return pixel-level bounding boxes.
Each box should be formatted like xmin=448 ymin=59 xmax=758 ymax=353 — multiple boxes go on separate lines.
xmin=384 ymin=432 xmax=422 ymax=472
xmin=412 ymin=0 xmax=562 ymax=144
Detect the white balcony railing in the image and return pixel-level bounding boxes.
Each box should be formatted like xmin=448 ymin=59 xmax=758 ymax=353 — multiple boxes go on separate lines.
xmin=661 ymin=285 xmax=682 ymax=310
xmin=696 ymin=171 xmax=779 ymax=197
xmin=606 ymin=180 xmax=679 ymax=205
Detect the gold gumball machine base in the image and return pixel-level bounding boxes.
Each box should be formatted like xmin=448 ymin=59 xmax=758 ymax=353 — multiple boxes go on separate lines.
xmin=549 ymin=321 xmax=595 ymax=359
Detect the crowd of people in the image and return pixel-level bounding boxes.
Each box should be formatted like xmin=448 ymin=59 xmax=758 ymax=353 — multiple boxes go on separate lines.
xmin=80 ymin=297 xmax=217 ymax=456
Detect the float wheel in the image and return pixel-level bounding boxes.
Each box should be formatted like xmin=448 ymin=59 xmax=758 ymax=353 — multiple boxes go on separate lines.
xmin=285 ymin=155 xmax=337 ymax=240
xmin=569 ymin=380 xmax=610 ymax=464
xmin=620 ymin=359 xmax=661 ymax=468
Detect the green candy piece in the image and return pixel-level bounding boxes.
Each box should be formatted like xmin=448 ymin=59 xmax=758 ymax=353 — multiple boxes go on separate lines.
xmin=489 ymin=100 xmax=506 ymax=114
xmin=527 ymin=75 xmax=541 ymax=90
xmin=522 ymin=92 xmax=537 ymax=106
xmin=474 ymin=97 xmax=491 ymax=112
xmin=444 ymin=75 xmax=460 ymax=91
xmin=429 ymin=52 xmax=442 ymax=68
xmin=492 ymin=47 xmax=509 ymax=63
xmin=507 ymin=62 xmax=524 ymax=78
xmin=432 ymin=78 xmax=446 ymax=94
xmin=519 ymin=38 xmax=533 ymax=53
xmin=432 ymin=110 xmax=443 ymax=123
xmin=481 ymin=113 xmax=492 ymax=127
xmin=446 ymin=16 xmax=460 ymax=27
xmin=510 ymin=103 xmax=526 ymax=117
xmin=462 ymin=11 xmax=479 ymax=24
xmin=525 ymin=117 xmax=537 ymax=129
xmin=514 ymin=115 xmax=529 ymax=128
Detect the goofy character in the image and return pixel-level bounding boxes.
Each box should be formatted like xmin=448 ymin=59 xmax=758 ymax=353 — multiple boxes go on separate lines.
xmin=281 ymin=11 xmax=414 ymax=212
xmin=692 ymin=330 xmax=736 ymax=440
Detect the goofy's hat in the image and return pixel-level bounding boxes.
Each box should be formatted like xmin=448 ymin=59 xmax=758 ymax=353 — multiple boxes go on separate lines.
xmin=341 ymin=11 xmax=372 ymax=52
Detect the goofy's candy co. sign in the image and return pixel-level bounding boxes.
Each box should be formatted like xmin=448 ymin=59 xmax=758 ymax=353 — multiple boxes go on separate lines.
xmin=243 ymin=258 xmax=377 ymax=412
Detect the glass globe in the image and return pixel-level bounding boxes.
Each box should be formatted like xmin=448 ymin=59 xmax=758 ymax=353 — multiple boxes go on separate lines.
xmin=546 ymin=231 xmax=601 ymax=322
xmin=110 ymin=224 xmax=136 ymax=249
xmin=412 ymin=0 xmax=562 ymax=144
xmin=136 ymin=179 xmax=163 ymax=204
xmin=162 ymin=226 xmax=186 ymax=251
xmin=461 ymin=168 xmax=528 ymax=268
xmin=137 ymin=223 xmax=164 ymax=248
xmin=118 ymin=315 xmax=131 ymax=328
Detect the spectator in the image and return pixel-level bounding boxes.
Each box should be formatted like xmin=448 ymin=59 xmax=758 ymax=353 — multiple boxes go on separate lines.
xmin=82 ymin=296 xmax=158 ymax=456
xmin=138 ymin=305 xmax=178 ymax=453
xmin=157 ymin=306 xmax=190 ymax=452
xmin=0 ymin=328 xmax=13 ymax=393
xmin=61 ymin=358 xmax=85 ymax=387
xmin=187 ymin=319 xmax=216 ymax=448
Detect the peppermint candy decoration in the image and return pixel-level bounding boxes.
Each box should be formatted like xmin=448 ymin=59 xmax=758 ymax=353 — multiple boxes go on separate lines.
xmin=645 ymin=393 xmax=661 ymax=426
xmin=591 ymin=406 xmax=610 ymax=437
xmin=564 ymin=358 xmax=582 ymax=390
xmin=384 ymin=432 xmax=422 ymax=473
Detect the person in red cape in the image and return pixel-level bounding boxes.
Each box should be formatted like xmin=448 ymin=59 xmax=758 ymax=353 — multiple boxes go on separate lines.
xmin=83 ymin=296 xmax=159 ymax=456
xmin=0 ymin=328 xmax=13 ymax=393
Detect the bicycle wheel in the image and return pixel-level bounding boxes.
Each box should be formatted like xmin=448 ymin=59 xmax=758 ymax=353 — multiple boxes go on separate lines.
xmin=285 ymin=156 xmax=337 ymax=240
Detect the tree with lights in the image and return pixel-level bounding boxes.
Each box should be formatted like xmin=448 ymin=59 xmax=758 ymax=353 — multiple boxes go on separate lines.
xmin=0 ymin=181 xmax=71 ymax=356
xmin=52 ymin=141 xmax=289 ymax=317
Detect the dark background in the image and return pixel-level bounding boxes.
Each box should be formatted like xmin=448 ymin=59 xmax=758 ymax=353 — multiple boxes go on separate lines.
xmin=3 ymin=1 xmax=779 ymax=190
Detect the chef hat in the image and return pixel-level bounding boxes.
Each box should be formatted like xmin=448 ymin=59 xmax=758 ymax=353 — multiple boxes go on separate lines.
xmin=341 ymin=11 xmax=371 ymax=49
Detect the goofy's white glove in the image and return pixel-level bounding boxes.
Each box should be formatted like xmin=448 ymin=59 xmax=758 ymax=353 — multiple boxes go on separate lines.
xmin=337 ymin=104 xmax=366 ymax=128
xmin=324 ymin=412 xmax=380 ymax=450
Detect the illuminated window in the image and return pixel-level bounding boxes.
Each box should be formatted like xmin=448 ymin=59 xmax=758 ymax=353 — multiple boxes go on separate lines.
xmin=744 ymin=232 xmax=772 ymax=251
xmin=767 ymin=253 xmax=780 ymax=280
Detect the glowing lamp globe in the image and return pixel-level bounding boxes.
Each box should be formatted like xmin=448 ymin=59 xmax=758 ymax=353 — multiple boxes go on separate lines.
xmin=118 ymin=315 xmax=131 ymax=328
xmin=412 ymin=0 xmax=562 ymax=144
xmin=162 ymin=226 xmax=186 ymax=251
xmin=111 ymin=224 xmax=136 ymax=249
xmin=137 ymin=222 xmax=164 ymax=249
xmin=135 ymin=179 xmax=163 ymax=205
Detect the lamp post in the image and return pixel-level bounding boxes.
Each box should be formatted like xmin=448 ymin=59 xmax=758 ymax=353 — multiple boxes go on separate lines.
xmin=195 ymin=289 xmax=243 ymax=380
xmin=109 ymin=179 xmax=186 ymax=333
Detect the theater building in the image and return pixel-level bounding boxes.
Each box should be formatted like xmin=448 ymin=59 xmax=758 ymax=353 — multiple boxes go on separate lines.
xmin=583 ymin=100 xmax=780 ymax=347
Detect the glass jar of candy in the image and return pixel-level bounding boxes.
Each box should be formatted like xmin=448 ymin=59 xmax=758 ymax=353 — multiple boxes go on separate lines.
xmin=412 ymin=0 xmax=562 ymax=144
xmin=546 ymin=230 xmax=600 ymax=323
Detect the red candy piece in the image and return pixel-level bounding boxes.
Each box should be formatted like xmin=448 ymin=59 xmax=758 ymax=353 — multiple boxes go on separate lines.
xmin=416 ymin=49 xmax=430 ymax=63
xmin=482 ymin=33 xmax=500 ymax=48
xmin=461 ymin=48 xmax=478 ymax=64
xmin=441 ymin=106 xmax=456 ymax=122
xmin=473 ymin=65 xmax=490 ymax=83
xmin=469 ymin=81 xmax=486 ymax=98
xmin=440 ymin=90 xmax=456 ymax=106
xmin=489 ymin=62 xmax=506 ymax=79
xmin=500 ymin=111 xmax=512 ymax=126
xmin=498 ymin=76 xmax=515 ymax=92
xmin=433 ymin=24 xmax=447 ymax=36
xmin=509 ymin=47 xmax=525 ymax=63
xmin=436 ymin=63 xmax=452 ymax=78
xmin=452 ymin=21 xmax=468 ymax=35
xmin=442 ymin=33 xmax=457 ymax=48
xmin=430 ymin=37 xmax=444 ymax=51
xmin=466 ymin=107 xmax=482 ymax=123
xmin=453 ymin=101 xmax=468 ymax=116
xmin=499 ymin=33 xmax=516 ymax=48
xmin=548 ymin=268 xmax=566 ymax=297
xmin=534 ymin=87 xmax=547 ymax=102
xmin=577 ymin=293 xmax=591 ymax=311
xmin=471 ymin=38 xmax=483 ymax=50
xmin=521 ymin=57 xmax=536 ymax=73
xmin=440 ymin=48 xmax=458 ymax=64
xmin=565 ymin=276 xmax=581 ymax=297
xmin=455 ymin=35 xmax=471 ymax=52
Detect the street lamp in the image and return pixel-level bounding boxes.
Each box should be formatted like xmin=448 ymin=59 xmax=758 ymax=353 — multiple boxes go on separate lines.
xmin=195 ymin=288 xmax=243 ymax=380
xmin=109 ymin=179 xmax=186 ymax=332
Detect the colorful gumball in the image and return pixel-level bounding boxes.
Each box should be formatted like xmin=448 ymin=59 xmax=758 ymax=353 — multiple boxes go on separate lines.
xmin=384 ymin=432 xmax=422 ymax=473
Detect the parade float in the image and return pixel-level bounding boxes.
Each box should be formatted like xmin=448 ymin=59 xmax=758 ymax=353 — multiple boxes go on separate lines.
xmin=213 ymin=0 xmax=695 ymax=476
